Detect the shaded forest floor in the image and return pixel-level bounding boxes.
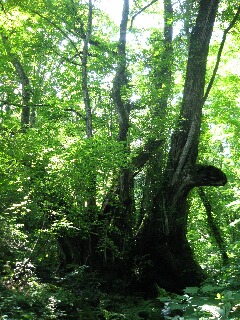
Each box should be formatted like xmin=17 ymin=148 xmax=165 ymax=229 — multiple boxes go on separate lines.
xmin=0 ymin=260 xmax=240 ymax=319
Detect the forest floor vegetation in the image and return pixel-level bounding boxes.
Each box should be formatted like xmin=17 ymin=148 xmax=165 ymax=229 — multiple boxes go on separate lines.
xmin=0 ymin=260 xmax=240 ymax=319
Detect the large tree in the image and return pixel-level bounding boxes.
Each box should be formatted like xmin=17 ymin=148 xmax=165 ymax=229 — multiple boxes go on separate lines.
xmin=1 ymin=0 xmax=239 ymax=296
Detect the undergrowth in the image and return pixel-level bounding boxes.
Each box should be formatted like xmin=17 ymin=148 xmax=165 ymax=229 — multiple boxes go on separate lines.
xmin=0 ymin=260 xmax=240 ymax=319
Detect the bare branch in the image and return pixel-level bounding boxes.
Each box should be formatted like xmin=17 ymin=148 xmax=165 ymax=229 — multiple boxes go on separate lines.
xmin=203 ymin=6 xmax=240 ymax=103
xmin=129 ymin=0 xmax=158 ymax=30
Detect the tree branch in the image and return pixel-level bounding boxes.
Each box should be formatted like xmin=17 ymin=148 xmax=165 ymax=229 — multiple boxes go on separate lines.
xmin=0 ymin=100 xmax=51 ymax=108
xmin=171 ymin=117 xmax=197 ymax=185
xmin=57 ymin=52 xmax=82 ymax=66
xmin=132 ymin=139 xmax=163 ymax=176
xmin=203 ymin=5 xmax=240 ymax=103
xmin=129 ymin=0 xmax=158 ymax=30
xmin=194 ymin=165 xmax=227 ymax=187
xmin=30 ymin=10 xmax=81 ymax=56
xmin=167 ymin=0 xmax=220 ymax=175
xmin=64 ymin=108 xmax=86 ymax=120
xmin=0 ymin=101 xmax=86 ymax=120
xmin=30 ymin=8 xmax=117 ymax=57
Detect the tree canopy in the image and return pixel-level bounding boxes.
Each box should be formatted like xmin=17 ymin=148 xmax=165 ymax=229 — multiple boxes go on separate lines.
xmin=0 ymin=0 xmax=240 ymax=318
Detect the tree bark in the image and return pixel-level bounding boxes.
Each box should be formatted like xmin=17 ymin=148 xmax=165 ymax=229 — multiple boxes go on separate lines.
xmin=139 ymin=0 xmax=173 ymax=232
xmin=40 ymin=0 xmax=231 ymax=295
xmin=134 ymin=0 xmax=226 ymax=294
xmin=107 ymin=0 xmax=134 ymax=250
xmin=81 ymin=0 xmax=97 ymax=211
xmin=198 ymin=187 xmax=228 ymax=265
xmin=1 ymin=34 xmax=31 ymax=131
xmin=93 ymin=0 xmax=135 ymax=282
xmin=57 ymin=0 xmax=98 ymax=268
xmin=82 ymin=0 xmax=93 ymax=140
xmin=112 ymin=0 xmax=130 ymax=142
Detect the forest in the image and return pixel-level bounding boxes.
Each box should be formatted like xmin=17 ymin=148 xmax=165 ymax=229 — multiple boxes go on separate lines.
xmin=0 ymin=0 xmax=240 ymax=318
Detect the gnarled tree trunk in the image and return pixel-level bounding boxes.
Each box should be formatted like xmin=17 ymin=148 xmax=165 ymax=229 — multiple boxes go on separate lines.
xmin=56 ymin=0 xmax=229 ymax=296
xmin=134 ymin=0 xmax=227 ymax=294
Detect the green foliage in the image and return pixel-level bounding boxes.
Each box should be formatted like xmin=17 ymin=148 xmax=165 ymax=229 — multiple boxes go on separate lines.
xmin=0 ymin=254 xmax=240 ymax=319
xmin=0 ymin=261 xmax=63 ymax=319
xmin=156 ymin=279 xmax=240 ymax=319
xmin=0 ymin=0 xmax=239 ymax=318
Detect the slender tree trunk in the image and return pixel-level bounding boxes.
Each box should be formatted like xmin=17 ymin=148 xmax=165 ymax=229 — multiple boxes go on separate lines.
xmin=112 ymin=0 xmax=129 ymax=140
xmin=1 ymin=34 xmax=31 ymax=131
xmin=57 ymin=0 xmax=98 ymax=268
xmin=82 ymin=0 xmax=93 ymax=140
xmin=13 ymin=58 xmax=31 ymax=130
xmin=92 ymin=0 xmax=136 ymax=284
xmin=139 ymin=0 xmax=173 ymax=233
xmin=198 ymin=188 xmax=228 ymax=265
xmin=81 ymin=0 xmax=97 ymax=211
xmin=107 ymin=0 xmax=134 ymax=252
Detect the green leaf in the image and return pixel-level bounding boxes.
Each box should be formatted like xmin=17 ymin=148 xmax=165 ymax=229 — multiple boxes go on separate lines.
xmin=184 ymin=287 xmax=199 ymax=294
